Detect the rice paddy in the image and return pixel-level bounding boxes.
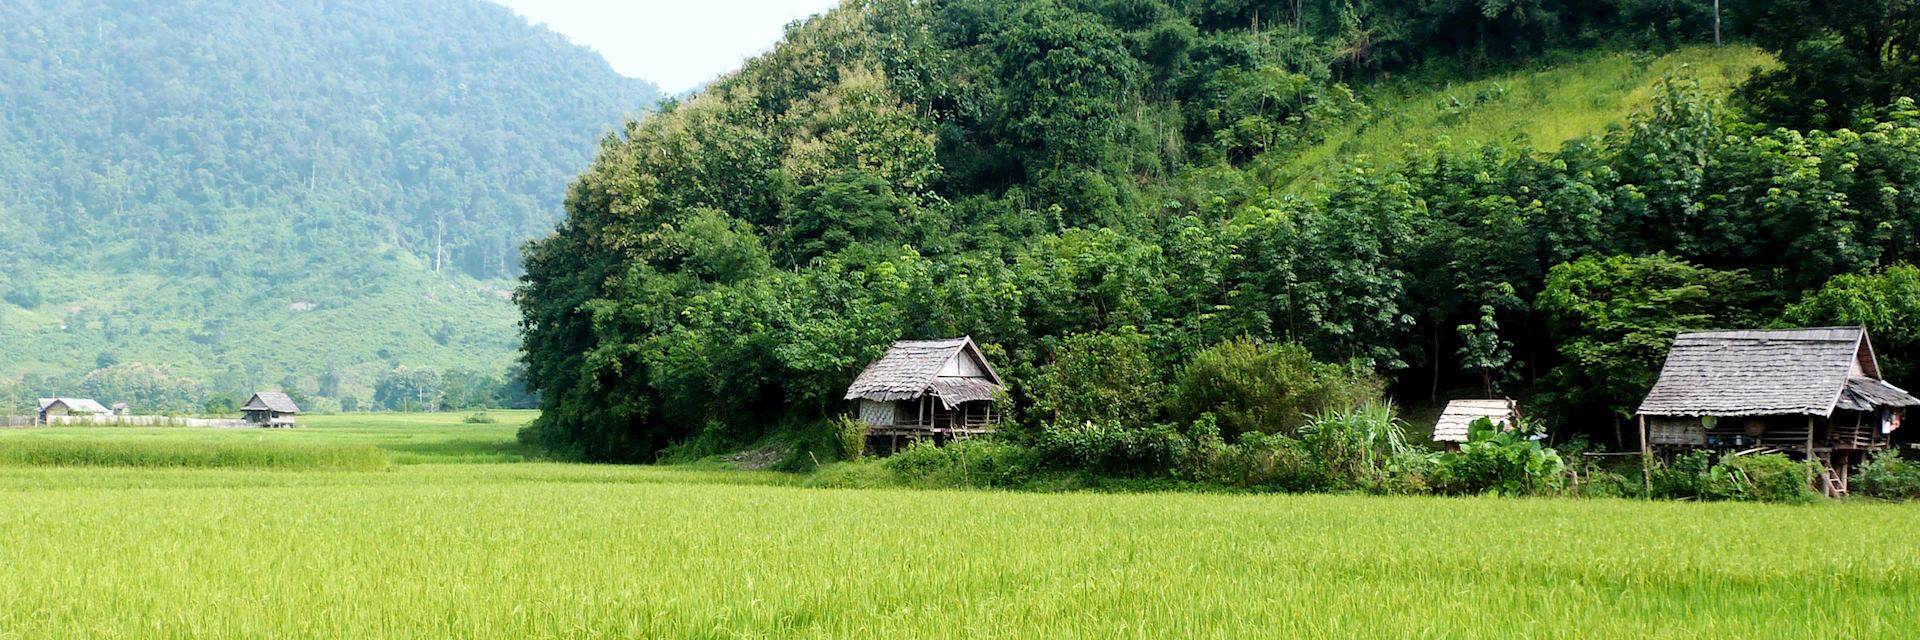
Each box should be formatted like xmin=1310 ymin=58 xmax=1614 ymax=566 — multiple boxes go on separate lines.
xmin=0 ymin=413 xmax=1915 ymax=638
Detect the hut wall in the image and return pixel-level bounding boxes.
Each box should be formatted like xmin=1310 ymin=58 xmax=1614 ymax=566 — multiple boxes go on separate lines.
xmin=1648 ymin=417 xmax=1707 ymax=446
xmin=858 ymin=400 xmax=897 ymax=427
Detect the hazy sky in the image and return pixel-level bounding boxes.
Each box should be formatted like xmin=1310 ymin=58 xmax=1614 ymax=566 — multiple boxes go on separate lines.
xmin=491 ymin=0 xmax=841 ymax=93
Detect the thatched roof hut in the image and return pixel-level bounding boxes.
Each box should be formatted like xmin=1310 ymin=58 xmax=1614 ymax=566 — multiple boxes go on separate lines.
xmin=1635 ymin=327 xmax=1919 ymax=496
xmin=1431 ymin=399 xmax=1520 ymax=445
xmin=845 ymin=337 xmax=1004 ymax=436
xmin=1637 ymin=327 xmax=1918 ymax=419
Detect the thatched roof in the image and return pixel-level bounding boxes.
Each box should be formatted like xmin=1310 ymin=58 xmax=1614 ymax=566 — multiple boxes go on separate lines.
xmin=37 ymin=398 xmax=111 ymax=414
xmin=1432 ymin=399 xmax=1519 ymax=443
xmin=243 ymin=392 xmax=301 ymax=414
xmin=844 ymin=337 xmax=1005 ymax=406
xmin=1638 ymin=327 xmax=1918 ymax=418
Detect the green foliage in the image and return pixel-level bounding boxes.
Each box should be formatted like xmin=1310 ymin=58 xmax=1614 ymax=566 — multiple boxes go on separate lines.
xmin=1028 ymin=329 xmax=1163 ymax=432
xmin=1195 ymin=430 xmax=1333 ymax=492
xmin=1536 ymin=254 xmax=1759 ymax=422
xmin=463 ymin=411 xmax=499 ymax=425
xmin=834 ymin=416 xmax=868 ymax=462
xmin=1296 ymin=402 xmax=1416 ymax=489
xmin=1784 ymin=264 xmax=1920 ymax=381
xmin=1433 ymin=417 xmax=1565 ymax=496
xmin=1728 ymin=0 xmax=1920 ymax=129
xmin=1853 ymin=451 xmax=1920 ymax=500
xmin=1166 ymin=339 xmax=1375 ymax=441
xmin=518 ymin=0 xmax=1920 ymax=464
xmin=883 ymin=438 xmax=1042 ymax=488
xmin=1652 ymin=450 xmax=1820 ymax=503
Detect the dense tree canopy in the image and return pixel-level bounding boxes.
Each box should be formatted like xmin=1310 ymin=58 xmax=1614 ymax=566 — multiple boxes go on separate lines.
xmin=521 ymin=0 xmax=1920 ymax=461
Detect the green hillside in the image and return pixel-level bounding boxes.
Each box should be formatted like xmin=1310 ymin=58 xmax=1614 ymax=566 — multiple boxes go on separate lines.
xmin=1270 ymin=45 xmax=1772 ymax=189
xmin=0 ymin=0 xmax=659 ymax=408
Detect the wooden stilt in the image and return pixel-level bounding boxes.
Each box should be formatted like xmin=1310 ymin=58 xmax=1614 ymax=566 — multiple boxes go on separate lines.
xmin=1639 ymin=415 xmax=1651 ymax=498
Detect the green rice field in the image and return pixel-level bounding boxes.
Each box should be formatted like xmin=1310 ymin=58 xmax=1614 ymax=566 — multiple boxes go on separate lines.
xmin=1 ymin=413 xmax=1915 ymax=638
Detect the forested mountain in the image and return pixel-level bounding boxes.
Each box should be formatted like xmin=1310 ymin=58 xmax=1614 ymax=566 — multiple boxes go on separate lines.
xmin=0 ymin=0 xmax=658 ymax=410
xmin=520 ymin=0 xmax=1920 ymax=463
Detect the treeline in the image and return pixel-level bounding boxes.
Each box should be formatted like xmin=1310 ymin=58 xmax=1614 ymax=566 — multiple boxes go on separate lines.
xmin=518 ymin=0 xmax=1920 ymax=468
xmin=0 ymin=364 xmax=535 ymax=416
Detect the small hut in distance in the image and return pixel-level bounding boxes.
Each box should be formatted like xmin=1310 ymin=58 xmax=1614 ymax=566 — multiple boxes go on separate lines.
xmin=36 ymin=398 xmax=112 ymax=424
xmin=1431 ymin=399 xmax=1523 ymax=451
xmin=845 ymin=337 xmax=1004 ymax=450
xmin=241 ymin=392 xmax=301 ymax=428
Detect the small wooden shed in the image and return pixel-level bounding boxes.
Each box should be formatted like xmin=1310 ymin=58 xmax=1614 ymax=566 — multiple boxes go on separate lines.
xmin=1636 ymin=327 xmax=1920 ymax=495
xmin=242 ymin=392 xmax=301 ymax=427
xmin=1431 ymin=399 xmax=1521 ymax=450
xmin=844 ymin=337 xmax=1004 ymax=445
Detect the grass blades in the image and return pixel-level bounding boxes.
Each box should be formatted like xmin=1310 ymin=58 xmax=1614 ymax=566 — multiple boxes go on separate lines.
xmin=0 ymin=472 xmax=1915 ymax=638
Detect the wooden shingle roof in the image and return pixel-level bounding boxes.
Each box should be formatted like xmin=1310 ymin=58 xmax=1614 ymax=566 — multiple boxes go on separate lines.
xmin=844 ymin=337 xmax=1004 ymax=404
xmin=243 ymin=392 xmax=301 ymax=414
xmin=1637 ymin=327 xmax=1917 ymax=418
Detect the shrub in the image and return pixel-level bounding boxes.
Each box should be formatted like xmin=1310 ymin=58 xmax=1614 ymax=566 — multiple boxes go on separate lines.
xmin=833 ymin=416 xmax=867 ymax=462
xmin=1432 ymin=417 xmax=1565 ymax=496
xmin=1199 ymin=431 xmax=1333 ymax=492
xmin=1852 ymin=451 xmax=1920 ymax=500
xmin=884 ymin=439 xmax=1041 ymax=488
xmin=1652 ymin=451 xmax=1820 ymax=503
xmin=1167 ymin=339 xmax=1380 ymax=441
xmin=463 ymin=411 xmax=498 ymax=424
xmin=1297 ymin=401 xmax=1414 ymax=490
xmin=1716 ymin=454 xmax=1820 ymax=503
xmin=1027 ymin=329 xmax=1163 ymax=433
xmin=1035 ymin=420 xmax=1196 ymax=477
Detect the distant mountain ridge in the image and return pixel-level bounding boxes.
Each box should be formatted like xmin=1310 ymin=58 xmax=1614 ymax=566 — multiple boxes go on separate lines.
xmin=0 ymin=0 xmax=658 ymax=407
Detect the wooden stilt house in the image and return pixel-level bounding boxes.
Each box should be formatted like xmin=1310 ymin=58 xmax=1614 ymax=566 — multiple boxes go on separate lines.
xmin=1635 ymin=327 xmax=1919 ymax=496
xmin=844 ymin=337 xmax=1004 ymax=450
xmin=241 ymin=392 xmax=301 ymax=428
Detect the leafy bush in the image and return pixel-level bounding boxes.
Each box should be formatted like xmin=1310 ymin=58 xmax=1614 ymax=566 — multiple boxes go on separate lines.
xmin=1297 ymin=401 xmax=1414 ymax=490
xmin=1027 ymin=329 xmax=1163 ymax=433
xmin=1653 ymin=451 xmax=1819 ymax=503
xmin=833 ymin=416 xmax=867 ymax=462
xmin=1167 ymin=339 xmax=1380 ymax=441
xmin=884 ymin=439 xmax=1041 ymax=488
xmin=1198 ymin=431 xmax=1332 ymax=492
xmin=1716 ymin=454 xmax=1820 ymax=503
xmin=1852 ymin=451 xmax=1920 ymax=500
xmin=1433 ymin=418 xmax=1565 ymax=496
xmin=1035 ymin=420 xmax=1196 ymax=477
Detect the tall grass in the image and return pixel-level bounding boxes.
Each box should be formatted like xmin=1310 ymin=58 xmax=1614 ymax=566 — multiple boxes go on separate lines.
xmin=0 ymin=440 xmax=389 ymax=471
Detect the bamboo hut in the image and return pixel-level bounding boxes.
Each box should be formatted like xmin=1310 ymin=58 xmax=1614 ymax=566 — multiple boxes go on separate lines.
xmin=1635 ymin=327 xmax=1919 ymax=496
xmin=845 ymin=337 xmax=1004 ymax=450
